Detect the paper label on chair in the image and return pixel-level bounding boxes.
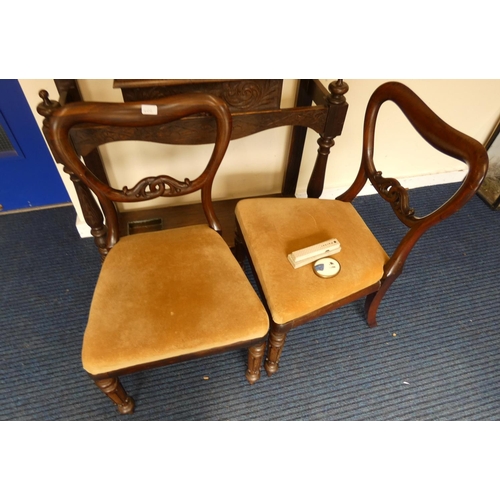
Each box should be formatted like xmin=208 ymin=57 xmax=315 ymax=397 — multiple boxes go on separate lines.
xmin=141 ymin=104 xmax=158 ymax=115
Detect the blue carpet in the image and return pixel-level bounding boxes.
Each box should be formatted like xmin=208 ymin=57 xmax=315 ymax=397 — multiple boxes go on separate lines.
xmin=1 ymin=184 xmax=499 ymax=420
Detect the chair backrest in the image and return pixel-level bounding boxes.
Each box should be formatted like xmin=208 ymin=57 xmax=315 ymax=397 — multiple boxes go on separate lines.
xmin=337 ymin=81 xmax=488 ymax=276
xmin=41 ymin=93 xmax=232 ymax=253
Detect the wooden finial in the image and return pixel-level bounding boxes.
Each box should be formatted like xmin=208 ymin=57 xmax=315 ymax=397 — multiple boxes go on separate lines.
xmin=37 ymin=89 xmax=60 ymax=118
xmin=328 ymin=79 xmax=349 ymax=105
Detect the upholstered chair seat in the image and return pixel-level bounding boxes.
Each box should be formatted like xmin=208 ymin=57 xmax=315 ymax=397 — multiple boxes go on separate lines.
xmin=83 ymin=225 xmax=269 ymax=375
xmin=236 ymin=198 xmax=389 ymax=325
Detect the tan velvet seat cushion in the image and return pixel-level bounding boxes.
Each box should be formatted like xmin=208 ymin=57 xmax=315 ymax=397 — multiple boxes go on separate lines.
xmin=82 ymin=225 xmax=269 ymax=375
xmin=236 ymin=198 xmax=390 ymax=325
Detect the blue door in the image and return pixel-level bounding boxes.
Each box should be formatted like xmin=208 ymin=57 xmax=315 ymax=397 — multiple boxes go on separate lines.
xmin=0 ymin=79 xmax=70 ymax=212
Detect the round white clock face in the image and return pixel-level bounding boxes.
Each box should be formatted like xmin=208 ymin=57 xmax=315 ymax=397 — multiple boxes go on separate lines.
xmin=313 ymin=257 xmax=341 ymax=278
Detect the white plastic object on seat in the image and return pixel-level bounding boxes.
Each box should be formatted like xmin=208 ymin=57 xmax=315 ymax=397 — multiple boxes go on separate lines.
xmin=287 ymin=238 xmax=341 ymax=269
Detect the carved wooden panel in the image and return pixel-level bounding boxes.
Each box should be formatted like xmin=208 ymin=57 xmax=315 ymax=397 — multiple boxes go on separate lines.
xmin=69 ymin=107 xmax=328 ymax=156
xmin=114 ymin=79 xmax=283 ymax=112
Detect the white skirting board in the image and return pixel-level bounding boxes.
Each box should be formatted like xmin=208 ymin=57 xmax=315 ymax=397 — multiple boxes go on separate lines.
xmin=76 ymin=217 xmax=92 ymax=238
xmin=75 ymin=169 xmax=467 ymax=238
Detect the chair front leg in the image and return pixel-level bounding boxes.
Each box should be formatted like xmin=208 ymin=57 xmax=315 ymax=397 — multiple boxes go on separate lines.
xmin=264 ymin=322 xmax=292 ymax=376
xmin=246 ymin=341 xmax=267 ymax=384
xmin=94 ymin=376 xmax=135 ymax=415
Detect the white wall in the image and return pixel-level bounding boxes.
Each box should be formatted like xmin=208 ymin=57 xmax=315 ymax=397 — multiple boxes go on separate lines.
xmin=19 ymin=79 xmax=500 ymax=235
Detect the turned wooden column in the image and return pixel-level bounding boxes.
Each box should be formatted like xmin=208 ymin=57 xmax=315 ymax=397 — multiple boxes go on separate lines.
xmin=63 ymin=168 xmax=108 ymax=261
xmin=307 ymin=79 xmax=349 ymax=199
xmin=37 ymin=90 xmax=109 ymax=260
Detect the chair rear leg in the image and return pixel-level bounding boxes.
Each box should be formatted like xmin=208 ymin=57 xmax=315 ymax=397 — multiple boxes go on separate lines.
xmin=233 ymin=221 xmax=247 ymax=266
xmin=364 ymin=292 xmax=379 ymax=328
xmin=94 ymin=376 xmax=135 ymax=415
xmin=246 ymin=341 xmax=266 ymax=384
xmin=365 ymin=275 xmax=398 ymax=327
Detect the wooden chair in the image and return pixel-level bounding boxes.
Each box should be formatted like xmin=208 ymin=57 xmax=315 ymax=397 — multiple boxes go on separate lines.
xmin=37 ymin=92 xmax=269 ymax=414
xmin=235 ymin=81 xmax=488 ymax=377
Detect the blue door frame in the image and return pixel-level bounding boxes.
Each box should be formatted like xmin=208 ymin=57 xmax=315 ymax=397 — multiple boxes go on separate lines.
xmin=0 ymin=79 xmax=70 ymax=212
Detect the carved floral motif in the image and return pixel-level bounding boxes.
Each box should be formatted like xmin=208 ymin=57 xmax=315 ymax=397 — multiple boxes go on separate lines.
xmin=222 ymin=81 xmax=279 ymax=110
xmin=373 ymin=171 xmax=417 ymax=222
xmin=122 ymin=175 xmax=192 ymax=199
xmin=119 ymin=80 xmax=282 ymax=112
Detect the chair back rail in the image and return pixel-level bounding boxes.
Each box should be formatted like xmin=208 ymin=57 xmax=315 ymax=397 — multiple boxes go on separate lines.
xmin=339 ymin=82 xmax=488 ymax=221
xmin=338 ymin=81 xmax=488 ymax=281
xmin=335 ymin=82 xmax=488 ymax=325
xmin=40 ymin=93 xmax=232 ymax=253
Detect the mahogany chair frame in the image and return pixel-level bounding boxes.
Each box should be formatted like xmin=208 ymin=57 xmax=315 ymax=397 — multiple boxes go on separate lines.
xmin=37 ymin=93 xmax=269 ymax=413
xmin=39 ymin=93 xmax=232 ymax=258
xmin=236 ymin=81 xmax=489 ymax=377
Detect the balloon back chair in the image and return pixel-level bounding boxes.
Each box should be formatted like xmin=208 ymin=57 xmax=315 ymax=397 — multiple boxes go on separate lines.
xmin=235 ymin=81 xmax=488 ymax=377
xmin=38 ymin=92 xmax=269 ymax=414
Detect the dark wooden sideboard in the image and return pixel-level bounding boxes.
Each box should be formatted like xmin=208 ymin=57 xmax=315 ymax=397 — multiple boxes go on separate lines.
xmin=44 ymin=79 xmax=349 ymax=248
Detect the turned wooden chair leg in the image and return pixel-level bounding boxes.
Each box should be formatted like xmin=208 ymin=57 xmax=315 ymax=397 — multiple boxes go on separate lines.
xmin=264 ymin=322 xmax=292 ymax=376
xmin=94 ymin=377 xmax=135 ymax=415
xmin=246 ymin=341 xmax=266 ymax=384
